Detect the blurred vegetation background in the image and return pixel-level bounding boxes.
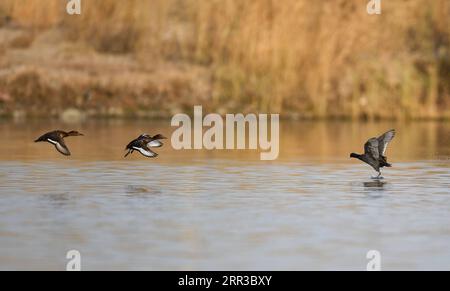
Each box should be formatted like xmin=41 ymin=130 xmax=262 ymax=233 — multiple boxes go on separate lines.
xmin=0 ymin=0 xmax=449 ymax=120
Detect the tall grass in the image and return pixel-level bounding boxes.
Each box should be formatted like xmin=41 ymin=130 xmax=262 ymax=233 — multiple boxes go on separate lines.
xmin=1 ymin=0 xmax=449 ymax=119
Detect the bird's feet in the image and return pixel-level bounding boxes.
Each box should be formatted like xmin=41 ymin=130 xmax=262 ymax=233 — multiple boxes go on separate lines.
xmin=371 ymin=172 xmax=384 ymax=180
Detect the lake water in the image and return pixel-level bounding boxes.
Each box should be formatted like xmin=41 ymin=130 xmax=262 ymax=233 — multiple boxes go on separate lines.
xmin=0 ymin=120 xmax=449 ymax=270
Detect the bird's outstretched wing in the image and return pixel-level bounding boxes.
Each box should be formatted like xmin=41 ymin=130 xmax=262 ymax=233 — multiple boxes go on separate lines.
xmin=133 ymin=145 xmax=158 ymax=158
xmin=140 ymin=134 xmax=165 ymax=148
xmin=364 ymin=138 xmax=379 ymax=160
xmin=54 ymin=139 xmax=71 ymax=156
xmin=147 ymin=139 xmax=163 ymax=148
xmin=377 ymin=129 xmax=395 ymax=156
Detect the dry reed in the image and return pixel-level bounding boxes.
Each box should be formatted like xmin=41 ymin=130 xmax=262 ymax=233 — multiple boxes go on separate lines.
xmin=0 ymin=0 xmax=449 ymax=119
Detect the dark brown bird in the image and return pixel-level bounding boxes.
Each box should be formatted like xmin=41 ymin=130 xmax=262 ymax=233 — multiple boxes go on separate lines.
xmin=350 ymin=129 xmax=396 ymax=178
xmin=35 ymin=130 xmax=84 ymax=156
xmin=124 ymin=134 xmax=167 ymax=158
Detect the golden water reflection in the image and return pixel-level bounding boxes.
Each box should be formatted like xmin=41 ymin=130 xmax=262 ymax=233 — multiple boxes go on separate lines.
xmin=0 ymin=119 xmax=449 ymax=162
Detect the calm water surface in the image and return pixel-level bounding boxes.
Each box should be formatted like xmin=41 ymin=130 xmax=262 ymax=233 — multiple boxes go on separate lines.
xmin=0 ymin=120 xmax=449 ymax=270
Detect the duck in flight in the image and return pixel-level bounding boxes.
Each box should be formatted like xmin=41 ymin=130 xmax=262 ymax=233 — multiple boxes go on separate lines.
xmin=35 ymin=130 xmax=84 ymax=156
xmin=124 ymin=134 xmax=167 ymax=158
xmin=350 ymin=129 xmax=396 ymax=178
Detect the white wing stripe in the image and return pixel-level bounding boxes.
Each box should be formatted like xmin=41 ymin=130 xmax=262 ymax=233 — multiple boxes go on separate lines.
xmin=147 ymin=140 xmax=163 ymax=148
xmin=47 ymin=138 xmax=57 ymax=145
xmin=133 ymin=147 xmax=157 ymax=157
xmin=381 ymin=143 xmax=389 ymax=155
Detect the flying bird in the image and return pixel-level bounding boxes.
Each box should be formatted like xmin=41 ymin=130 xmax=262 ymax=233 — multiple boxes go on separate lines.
xmin=350 ymin=129 xmax=396 ymax=178
xmin=35 ymin=130 xmax=84 ymax=156
xmin=124 ymin=134 xmax=167 ymax=158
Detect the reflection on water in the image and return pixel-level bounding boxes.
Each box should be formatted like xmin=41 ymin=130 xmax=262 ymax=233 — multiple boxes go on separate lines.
xmin=125 ymin=185 xmax=162 ymax=196
xmin=363 ymin=180 xmax=386 ymax=188
xmin=362 ymin=180 xmax=386 ymax=200
xmin=0 ymin=120 xmax=450 ymax=270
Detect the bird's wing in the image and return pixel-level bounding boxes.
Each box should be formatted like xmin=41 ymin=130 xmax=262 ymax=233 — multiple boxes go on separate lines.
xmin=147 ymin=139 xmax=163 ymax=148
xmin=364 ymin=138 xmax=379 ymax=160
xmin=54 ymin=139 xmax=71 ymax=156
xmin=377 ymin=129 xmax=395 ymax=156
xmin=133 ymin=145 xmax=158 ymax=158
